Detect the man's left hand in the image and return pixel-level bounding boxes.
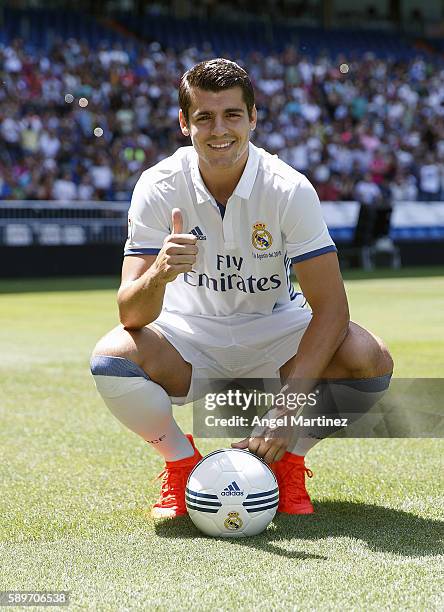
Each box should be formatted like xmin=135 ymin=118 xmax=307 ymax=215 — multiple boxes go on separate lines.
xmin=231 ymin=430 xmax=290 ymax=464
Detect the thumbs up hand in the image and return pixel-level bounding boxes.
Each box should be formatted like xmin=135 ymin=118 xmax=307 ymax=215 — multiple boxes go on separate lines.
xmin=152 ymin=208 xmax=198 ymax=284
xmin=171 ymin=207 xmax=184 ymax=234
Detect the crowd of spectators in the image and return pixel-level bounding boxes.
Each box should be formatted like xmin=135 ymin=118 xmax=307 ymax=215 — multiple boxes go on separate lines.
xmin=1 ymin=36 xmax=444 ymax=204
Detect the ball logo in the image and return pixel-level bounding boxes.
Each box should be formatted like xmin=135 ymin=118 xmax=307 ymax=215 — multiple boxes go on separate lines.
xmin=224 ymin=511 xmax=243 ymax=531
xmin=221 ymin=481 xmax=244 ymax=496
xmin=252 ymin=222 xmax=273 ymax=251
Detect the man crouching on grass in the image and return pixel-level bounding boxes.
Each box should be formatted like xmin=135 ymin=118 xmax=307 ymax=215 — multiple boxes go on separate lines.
xmin=90 ymin=58 xmax=393 ymax=518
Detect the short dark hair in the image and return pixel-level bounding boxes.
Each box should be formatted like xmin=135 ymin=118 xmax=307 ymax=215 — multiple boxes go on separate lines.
xmin=179 ymin=58 xmax=255 ymax=124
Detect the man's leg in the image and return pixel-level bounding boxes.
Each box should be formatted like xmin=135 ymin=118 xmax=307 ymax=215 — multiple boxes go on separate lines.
xmin=273 ymin=321 xmax=394 ymax=514
xmin=282 ymin=321 xmax=394 ymax=455
xmin=90 ymin=324 xmax=202 ymax=518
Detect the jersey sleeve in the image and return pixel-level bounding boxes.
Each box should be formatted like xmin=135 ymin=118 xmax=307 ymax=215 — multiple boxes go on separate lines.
xmin=281 ymin=176 xmax=337 ymax=263
xmin=124 ymin=176 xmax=170 ymax=256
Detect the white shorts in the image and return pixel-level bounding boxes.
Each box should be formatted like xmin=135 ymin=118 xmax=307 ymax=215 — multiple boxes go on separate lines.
xmin=152 ymin=303 xmax=312 ymax=405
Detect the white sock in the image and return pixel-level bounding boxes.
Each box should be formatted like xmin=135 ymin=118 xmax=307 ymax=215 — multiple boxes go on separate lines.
xmin=291 ymin=437 xmax=319 ymax=457
xmin=91 ymin=355 xmax=194 ymax=462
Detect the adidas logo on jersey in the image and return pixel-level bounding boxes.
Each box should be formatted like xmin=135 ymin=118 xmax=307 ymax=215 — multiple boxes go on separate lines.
xmin=190 ymin=226 xmax=207 ymax=240
xmin=221 ymin=481 xmax=244 ymax=496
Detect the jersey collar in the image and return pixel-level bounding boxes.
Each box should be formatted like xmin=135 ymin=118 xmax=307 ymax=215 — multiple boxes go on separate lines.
xmin=190 ymin=152 xmax=213 ymax=204
xmin=190 ymin=141 xmax=260 ymax=204
xmin=233 ymin=142 xmax=260 ymax=200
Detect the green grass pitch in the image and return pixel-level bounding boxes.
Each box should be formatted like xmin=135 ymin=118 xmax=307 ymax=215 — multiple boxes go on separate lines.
xmin=0 ymin=268 xmax=443 ymax=610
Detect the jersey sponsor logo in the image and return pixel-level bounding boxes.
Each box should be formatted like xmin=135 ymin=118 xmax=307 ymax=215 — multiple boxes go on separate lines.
xmin=252 ymin=222 xmax=273 ymax=251
xmin=184 ymin=253 xmax=282 ymax=293
xmin=184 ymin=270 xmax=281 ymax=293
xmin=221 ymin=481 xmax=244 ymax=496
xmin=190 ymin=226 xmax=207 ymax=240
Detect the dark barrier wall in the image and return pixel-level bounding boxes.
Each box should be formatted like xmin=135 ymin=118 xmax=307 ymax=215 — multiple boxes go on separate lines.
xmin=1 ymin=241 xmax=444 ymax=278
xmin=1 ymin=245 xmax=124 ymax=278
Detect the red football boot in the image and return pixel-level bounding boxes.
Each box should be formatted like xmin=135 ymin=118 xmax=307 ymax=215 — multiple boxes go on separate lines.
xmin=151 ymin=434 xmax=202 ymax=519
xmin=271 ymin=452 xmax=314 ymax=514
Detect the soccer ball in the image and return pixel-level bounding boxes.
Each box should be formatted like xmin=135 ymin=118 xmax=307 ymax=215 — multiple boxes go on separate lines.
xmin=186 ymin=448 xmax=279 ymax=537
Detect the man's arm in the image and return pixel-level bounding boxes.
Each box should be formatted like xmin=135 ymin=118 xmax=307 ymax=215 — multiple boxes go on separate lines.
xmin=118 ymin=209 xmax=198 ymax=330
xmin=287 ymin=251 xmax=350 ymax=382
xmin=232 ymin=251 xmax=349 ymax=462
xmin=117 ymin=254 xmax=165 ymax=330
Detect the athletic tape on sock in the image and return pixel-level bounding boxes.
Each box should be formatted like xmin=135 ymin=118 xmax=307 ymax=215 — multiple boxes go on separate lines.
xmin=90 ymin=355 xmax=150 ymax=379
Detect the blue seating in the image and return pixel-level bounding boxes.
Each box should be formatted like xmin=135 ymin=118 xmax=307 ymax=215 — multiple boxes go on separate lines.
xmin=113 ymin=13 xmax=421 ymax=59
xmin=1 ymin=8 xmax=429 ymax=61
xmin=2 ymin=7 xmax=125 ymax=51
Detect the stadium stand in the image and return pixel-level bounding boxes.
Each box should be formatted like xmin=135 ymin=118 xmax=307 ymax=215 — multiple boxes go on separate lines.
xmin=0 ymin=7 xmax=123 ymax=49
xmin=115 ymin=13 xmax=418 ymax=58
xmin=1 ymin=6 xmax=444 ymax=274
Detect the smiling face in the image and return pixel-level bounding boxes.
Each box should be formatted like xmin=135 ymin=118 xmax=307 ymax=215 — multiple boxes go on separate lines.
xmin=179 ymin=86 xmax=257 ymax=175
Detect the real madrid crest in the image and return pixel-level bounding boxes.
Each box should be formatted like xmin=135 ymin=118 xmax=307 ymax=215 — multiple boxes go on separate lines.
xmin=224 ymin=511 xmax=243 ymax=531
xmin=252 ymin=222 xmax=273 ymax=251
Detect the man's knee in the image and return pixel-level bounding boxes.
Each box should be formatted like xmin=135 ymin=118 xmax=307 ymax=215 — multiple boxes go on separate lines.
xmin=374 ymin=339 xmax=394 ymax=377
xmin=355 ymin=336 xmax=393 ymax=378
xmin=325 ymin=323 xmax=394 ymax=379
xmin=91 ymin=325 xmax=144 ymax=366
xmin=92 ymin=325 xmax=191 ymax=397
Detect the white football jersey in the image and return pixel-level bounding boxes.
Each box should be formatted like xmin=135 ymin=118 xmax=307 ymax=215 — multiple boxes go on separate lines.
xmin=124 ymin=142 xmax=336 ymax=317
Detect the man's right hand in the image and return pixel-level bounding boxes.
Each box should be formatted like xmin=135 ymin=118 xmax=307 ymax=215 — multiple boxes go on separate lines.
xmin=152 ymin=208 xmax=198 ymax=283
